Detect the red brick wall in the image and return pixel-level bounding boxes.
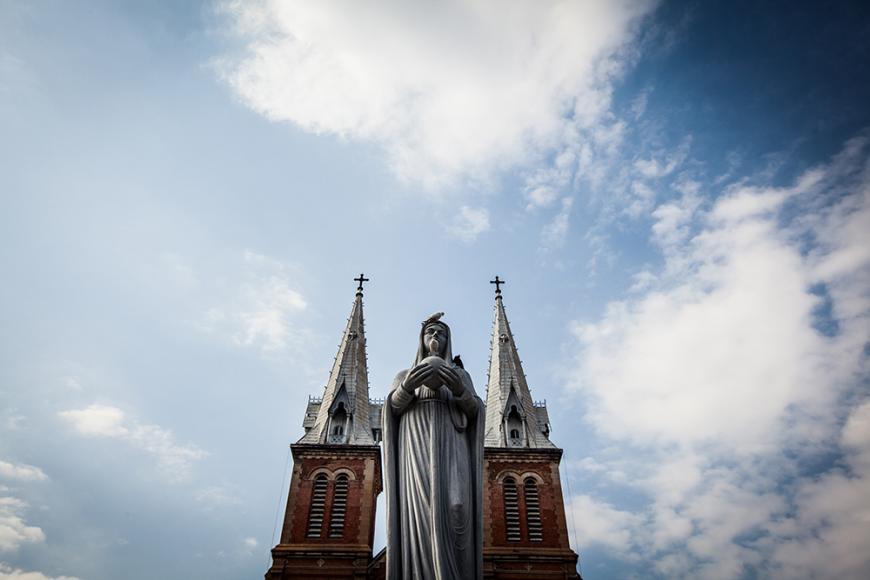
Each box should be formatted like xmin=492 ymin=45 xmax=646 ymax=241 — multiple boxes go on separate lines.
xmin=482 ymin=447 xmax=580 ymax=578
xmin=483 ymin=447 xmax=571 ymax=550
xmin=267 ymin=445 xmax=382 ymax=579
xmin=280 ymin=446 xmax=381 ymax=547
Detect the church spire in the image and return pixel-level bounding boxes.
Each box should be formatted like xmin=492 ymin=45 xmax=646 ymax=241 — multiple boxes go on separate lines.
xmin=484 ymin=278 xmax=555 ymax=448
xmin=298 ymin=275 xmax=374 ymax=445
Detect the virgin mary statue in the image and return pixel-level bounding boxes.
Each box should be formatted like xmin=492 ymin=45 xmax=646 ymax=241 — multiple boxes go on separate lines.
xmin=383 ymin=315 xmax=484 ymax=580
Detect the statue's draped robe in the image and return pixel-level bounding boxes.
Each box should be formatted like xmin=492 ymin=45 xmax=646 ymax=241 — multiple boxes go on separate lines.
xmin=384 ymin=325 xmax=485 ymax=580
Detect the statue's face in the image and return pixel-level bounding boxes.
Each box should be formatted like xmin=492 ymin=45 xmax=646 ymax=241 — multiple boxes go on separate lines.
xmin=423 ymin=323 xmax=447 ymax=357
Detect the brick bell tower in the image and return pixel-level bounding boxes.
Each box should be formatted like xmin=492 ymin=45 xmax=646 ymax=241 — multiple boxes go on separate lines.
xmin=482 ymin=277 xmax=581 ymax=579
xmin=266 ymin=275 xmax=382 ymax=579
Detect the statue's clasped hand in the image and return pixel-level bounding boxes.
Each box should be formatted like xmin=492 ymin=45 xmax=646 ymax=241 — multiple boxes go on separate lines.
xmin=438 ymin=365 xmax=465 ymax=397
xmin=402 ymin=361 xmax=435 ymax=393
xmin=401 ymin=360 xmax=465 ymax=397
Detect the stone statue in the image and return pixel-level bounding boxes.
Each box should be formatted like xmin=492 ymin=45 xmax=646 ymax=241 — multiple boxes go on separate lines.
xmin=383 ymin=315 xmax=484 ymax=580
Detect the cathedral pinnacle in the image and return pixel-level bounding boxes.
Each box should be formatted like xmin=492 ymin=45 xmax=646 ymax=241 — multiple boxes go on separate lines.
xmin=484 ymin=283 xmax=555 ymax=449
xmin=298 ymin=276 xmax=375 ymax=445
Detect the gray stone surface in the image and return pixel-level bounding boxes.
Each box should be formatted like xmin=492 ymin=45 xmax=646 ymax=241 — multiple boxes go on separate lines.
xmin=383 ymin=317 xmax=485 ymax=580
xmin=298 ymin=291 xmax=376 ymax=445
xmin=484 ymin=295 xmax=555 ymax=449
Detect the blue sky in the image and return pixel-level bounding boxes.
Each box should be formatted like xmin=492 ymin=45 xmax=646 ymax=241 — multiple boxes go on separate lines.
xmin=1 ymin=1 xmax=869 ymax=579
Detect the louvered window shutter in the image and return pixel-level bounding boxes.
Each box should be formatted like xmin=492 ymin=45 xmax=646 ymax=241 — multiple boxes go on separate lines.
xmin=328 ymin=474 xmax=349 ymax=538
xmin=306 ymin=475 xmax=329 ymax=538
xmin=524 ymin=477 xmax=543 ymax=541
xmin=503 ymin=477 xmax=521 ymax=542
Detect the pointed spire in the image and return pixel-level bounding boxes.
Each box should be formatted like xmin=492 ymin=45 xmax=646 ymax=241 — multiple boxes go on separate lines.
xmin=484 ymin=279 xmax=555 ymax=448
xmin=298 ymin=276 xmax=374 ymax=445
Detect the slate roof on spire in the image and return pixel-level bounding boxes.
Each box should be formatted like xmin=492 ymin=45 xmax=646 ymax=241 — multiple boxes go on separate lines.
xmin=298 ymin=289 xmax=375 ymax=445
xmin=484 ymin=293 xmax=555 ymax=448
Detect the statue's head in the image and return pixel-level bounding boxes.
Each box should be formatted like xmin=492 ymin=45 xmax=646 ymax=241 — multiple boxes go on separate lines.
xmin=422 ymin=321 xmax=449 ymax=358
xmin=414 ymin=318 xmax=452 ymax=366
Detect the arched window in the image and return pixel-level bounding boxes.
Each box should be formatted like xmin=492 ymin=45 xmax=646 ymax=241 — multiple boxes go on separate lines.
xmin=523 ymin=477 xmax=543 ymax=541
xmin=328 ymin=401 xmax=348 ymax=443
xmin=503 ymin=476 xmax=521 ymax=542
xmin=507 ymin=404 xmax=524 ymax=447
xmin=328 ymin=474 xmax=349 ymax=538
xmin=306 ymin=474 xmax=329 ymax=538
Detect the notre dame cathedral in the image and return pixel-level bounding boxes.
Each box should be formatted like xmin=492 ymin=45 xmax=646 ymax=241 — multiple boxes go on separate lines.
xmin=265 ymin=279 xmax=581 ymax=579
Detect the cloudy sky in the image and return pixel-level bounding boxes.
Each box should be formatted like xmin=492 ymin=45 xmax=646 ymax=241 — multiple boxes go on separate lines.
xmin=2 ymin=1 xmax=869 ymax=578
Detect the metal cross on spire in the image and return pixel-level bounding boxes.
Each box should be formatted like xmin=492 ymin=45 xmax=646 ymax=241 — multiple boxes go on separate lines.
xmin=354 ymin=273 xmax=370 ymax=294
xmin=490 ymin=275 xmax=505 ymax=297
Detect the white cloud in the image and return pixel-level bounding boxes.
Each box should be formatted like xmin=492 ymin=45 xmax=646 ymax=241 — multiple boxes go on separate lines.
xmin=566 ymin=137 xmax=870 ymax=576
xmin=629 ymin=269 xmax=657 ymax=293
xmin=58 ymin=404 xmax=207 ymax=482
xmin=234 ymin=281 xmax=306 ymax=351
xmin=61 ymin=377 xmax=82 ymax=391
xmin=524 ymin=149 xmax=579 ymax=210
xmin=0 ymin=461 xmax=46 ymax=483
xmin=768 ymin=401 xmax=870 ymax=579
xmin=200 ymin=251 xmax=309 ymax=354
xmin=574 ymin=456 xmax=607 ymax=474
xmin=0 ymin=563 xmax=79 ymax=580
xmin=195 ymin=485 xmax=241 ymax=510
xmin=446 ymin=206 xmax=490 ymax=242
xmin=242 ymin=537 xmax=257 ymax=550
xmin=58 ymin=404 xmax=126 ymax=438
xmin=711 ymin=168 xmax=823 ymax=225
xmin=525 ymin=185 xmax=559 ymax=210
xmin=623 ymin=180 xmax=656 ymax=218
xmin=0 ymin=498 xmax=44 ymax=553
xmin=219 ymin=0 xmax=656 ymax=188
xmin=569 ymin=114 xmax=700 ymax=275
xmin=630 ymin=87 xmax=651 ymax=119
xmin=650 ymin=183 xmax=701 ymax=250
xmin=572 ymin=177 xmax=843 ymax=449
xmin=568 ymin=494 xmax=642 ymax=554
xmin=1 ymin=414 xmax=24 ymax=432
xmin=842 ymin=400 xmax=870 ymax=471
xmin=540 ymin=197 xmax=574 ymax=252
xmin=633 ymin=140 xmax=689 ymax=179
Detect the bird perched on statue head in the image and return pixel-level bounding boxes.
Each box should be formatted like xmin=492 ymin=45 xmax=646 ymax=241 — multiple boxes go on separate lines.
xmin=423 ymin=311 xmax=445 ymax=325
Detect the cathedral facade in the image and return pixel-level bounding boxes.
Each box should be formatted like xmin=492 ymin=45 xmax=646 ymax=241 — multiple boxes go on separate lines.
xmin=265 ymin=282 xmax=581 ymax=579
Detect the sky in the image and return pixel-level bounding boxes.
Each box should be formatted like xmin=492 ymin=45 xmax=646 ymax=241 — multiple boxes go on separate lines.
xmin=1 ymin=1 xmax=869 ymax=578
